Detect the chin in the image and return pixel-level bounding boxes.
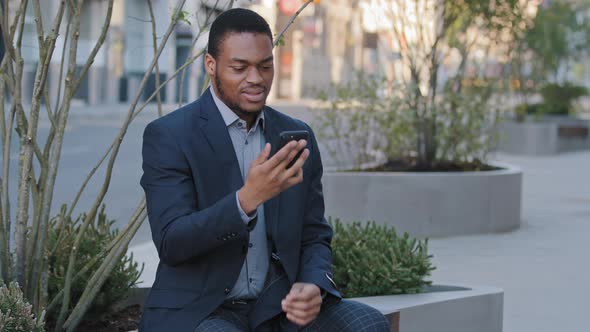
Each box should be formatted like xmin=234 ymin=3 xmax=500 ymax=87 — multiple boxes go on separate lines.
xmin=240 ymin=102 xmax=266 ymax=112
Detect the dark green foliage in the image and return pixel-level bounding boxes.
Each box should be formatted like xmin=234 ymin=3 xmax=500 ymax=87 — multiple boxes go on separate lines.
xmin=0 ymin=282 xmax=45 ymax=332
xmin=539 ymin=83 xmax=588 ymax=115
xmin=46 ymin=205 xmax=143 ymax=323
xmin=330 ymin=219 xmax=435 ymax=298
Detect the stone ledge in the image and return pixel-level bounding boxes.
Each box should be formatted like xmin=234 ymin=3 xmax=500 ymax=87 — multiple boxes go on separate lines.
xmin=354 ymin=284 xmax=503 ymax=332
xmin=123 ymin=284 xmax=503 ymax=332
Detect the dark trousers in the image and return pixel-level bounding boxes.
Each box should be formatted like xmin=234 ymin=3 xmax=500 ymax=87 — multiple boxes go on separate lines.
xmin=193 ymin=296 xmax=390 ymax=332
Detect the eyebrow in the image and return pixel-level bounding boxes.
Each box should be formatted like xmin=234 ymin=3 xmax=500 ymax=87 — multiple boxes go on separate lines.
xmin=230 ymin=55 xmax=274 ymax=65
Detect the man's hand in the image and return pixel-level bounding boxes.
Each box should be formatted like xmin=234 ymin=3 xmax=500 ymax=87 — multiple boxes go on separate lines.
xmin=238 ymin=140 xmax=309 ymax=214
xmin=281 ymin=282 xmax=322 ymax=327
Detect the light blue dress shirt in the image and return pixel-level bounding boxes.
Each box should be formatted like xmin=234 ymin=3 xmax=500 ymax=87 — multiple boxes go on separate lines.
xmin=210 ymin=87 xmax=269 ymax=300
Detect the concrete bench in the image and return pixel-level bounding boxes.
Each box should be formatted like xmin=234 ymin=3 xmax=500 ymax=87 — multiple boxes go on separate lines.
xmin=123 ymin=284 xmax=503 ymax=332
xmin=354 ymin=285 xmax=503 ymax=332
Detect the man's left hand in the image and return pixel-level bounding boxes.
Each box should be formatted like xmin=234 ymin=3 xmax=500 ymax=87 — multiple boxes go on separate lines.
xmin=281 ymin=282 xmax=322 ymax=326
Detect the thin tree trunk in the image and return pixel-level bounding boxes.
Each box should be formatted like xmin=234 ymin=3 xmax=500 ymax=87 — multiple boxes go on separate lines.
xmin=13 ymin=0 xmax=30 ymax=286
xmin=64 ymin=199 xmax=146 ymax=331
xmin=147 ymin=0 xmax=164 ymax=116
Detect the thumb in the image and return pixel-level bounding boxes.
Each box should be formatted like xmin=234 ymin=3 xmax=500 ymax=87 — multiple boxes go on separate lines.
xmin=253 ymin=143 xmax=271 ymax=166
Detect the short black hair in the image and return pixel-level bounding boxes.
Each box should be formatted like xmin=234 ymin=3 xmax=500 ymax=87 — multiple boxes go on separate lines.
xmin=207 ymin=8 xmax=273 ymax=59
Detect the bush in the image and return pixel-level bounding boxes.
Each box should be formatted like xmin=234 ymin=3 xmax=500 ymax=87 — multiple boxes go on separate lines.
xmin=314 ymin=73 xmax=500 ymax=170
xmin=330 ymin=219 xmax=435 ymax=298
xmin=46 ymin=205 xmax=143 ymax=324
xmin=539 ymin=83 xmax=588 ymax=115
xmin=0 ymin=282 xmax=45 ymax=332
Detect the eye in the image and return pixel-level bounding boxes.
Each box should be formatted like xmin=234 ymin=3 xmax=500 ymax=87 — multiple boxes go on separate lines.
xmin=231 ymin=66 xmax=246 ymax=72
xmin=259 ymin=64 xmax=273 ymax=71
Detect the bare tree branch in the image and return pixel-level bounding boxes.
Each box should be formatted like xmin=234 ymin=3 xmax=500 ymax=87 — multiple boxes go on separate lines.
xmin=59 ymin=1 xmax=187 ymax=329
xmin=147 ymin=0 xmax=163 ymax=116
xmin=64 ymin=199 xmax=147 ymax=331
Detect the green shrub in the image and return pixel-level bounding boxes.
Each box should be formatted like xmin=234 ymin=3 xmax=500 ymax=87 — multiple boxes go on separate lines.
xmin=46 ymin=205 xmax=143 ymax=323
xmin=0 ymin=282 xmax=45 ymax=332
xmin=330 ymin=219 xmax=435 ymax=298
xmin=539 ymin=83 xmax=588 ymax=115
xmin=514 ymin=103 xmax=542 ymax=121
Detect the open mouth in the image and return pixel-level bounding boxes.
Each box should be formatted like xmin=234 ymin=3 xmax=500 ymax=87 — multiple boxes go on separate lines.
xmin=241 ymin=88 xmax=266 ymax=103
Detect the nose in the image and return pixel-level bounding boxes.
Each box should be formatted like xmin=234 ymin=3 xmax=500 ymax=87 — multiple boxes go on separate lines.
xmin=246 ymin=67 xmax=263 ymax=84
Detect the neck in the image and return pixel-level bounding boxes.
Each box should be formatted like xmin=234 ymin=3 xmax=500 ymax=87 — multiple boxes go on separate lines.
xmin=211 ymin=85 xmax=261 ymax=130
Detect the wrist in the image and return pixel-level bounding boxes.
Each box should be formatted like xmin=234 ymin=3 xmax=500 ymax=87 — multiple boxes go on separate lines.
xmin=238 ymin=187 xmax=258 ymax=215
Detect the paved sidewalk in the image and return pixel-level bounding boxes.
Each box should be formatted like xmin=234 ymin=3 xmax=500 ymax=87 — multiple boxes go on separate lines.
xmin=430 ymin=151 xmax=590 ymax=332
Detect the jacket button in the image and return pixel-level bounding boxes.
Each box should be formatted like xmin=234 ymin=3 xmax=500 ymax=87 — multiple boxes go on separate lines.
xmin=224 ymin=287 xmax=230 ymax=294
xmin=242 ymin=245 xmax=247 ymax=254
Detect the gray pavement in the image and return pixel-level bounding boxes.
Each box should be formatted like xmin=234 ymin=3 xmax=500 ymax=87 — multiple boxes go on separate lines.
xmin=3 ymin=103 xmax=590 ymax=331
xmin=430 ymin=151 xmax=590 ymax=332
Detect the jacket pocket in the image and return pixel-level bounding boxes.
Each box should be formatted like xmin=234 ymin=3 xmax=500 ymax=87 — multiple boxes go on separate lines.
xmin=144 ymin=288 xmax=200 ymax=309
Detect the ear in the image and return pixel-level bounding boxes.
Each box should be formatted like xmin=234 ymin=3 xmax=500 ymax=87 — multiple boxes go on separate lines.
xmin=204 ymin=53 xmax=216 ymax=77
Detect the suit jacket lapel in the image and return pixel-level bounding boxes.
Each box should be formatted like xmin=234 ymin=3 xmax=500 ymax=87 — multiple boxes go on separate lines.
xmin=198 ymin=89 xmax=244 ymax=191
xmin=263 ymin=107 xmax=282 ymax=247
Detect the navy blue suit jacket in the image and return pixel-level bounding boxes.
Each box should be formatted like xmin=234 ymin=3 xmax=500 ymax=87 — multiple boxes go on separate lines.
xmin=139 ymin=90 xmax=340 ymax=331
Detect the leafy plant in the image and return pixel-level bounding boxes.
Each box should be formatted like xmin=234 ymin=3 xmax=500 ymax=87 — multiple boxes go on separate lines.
xmin=330 ymin=219 xmax=434 ymax=298
xmin=539 ymin=83 xmax=588 ymax=116
xmin=45 ymin=205 xmax=143 ymax=324
xmin=0 ymin=282 xmax=45 ymax=332
xmin=314 ymin=73 xmax=500 ymax=170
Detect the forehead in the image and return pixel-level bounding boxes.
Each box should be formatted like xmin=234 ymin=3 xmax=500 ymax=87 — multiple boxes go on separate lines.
xmin=217 ymin=32 xmax=273 ymax=61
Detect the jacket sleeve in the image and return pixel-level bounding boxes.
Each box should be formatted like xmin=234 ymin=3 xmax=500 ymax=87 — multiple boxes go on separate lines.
xmin=296 ymin=125 xmax=341 ymax=298
xmin=140 ymin=121 xmax=248 ymax=266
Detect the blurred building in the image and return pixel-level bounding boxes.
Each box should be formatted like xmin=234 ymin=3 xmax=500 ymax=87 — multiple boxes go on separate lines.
xmin=7 ymin=0 xmax=558 ymax=105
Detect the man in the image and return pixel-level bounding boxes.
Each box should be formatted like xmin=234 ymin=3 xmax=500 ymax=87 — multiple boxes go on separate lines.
xmin=139 ymin=8 xmax=389 ymax=332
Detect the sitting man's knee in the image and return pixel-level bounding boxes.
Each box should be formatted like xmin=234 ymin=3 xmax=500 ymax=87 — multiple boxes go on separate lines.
xmin=329 ymin=300 xmax=390 ymax=332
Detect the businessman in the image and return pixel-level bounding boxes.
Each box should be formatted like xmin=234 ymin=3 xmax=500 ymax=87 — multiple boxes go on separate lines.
xmin=139 ymin=8 xmax=389 ymax=332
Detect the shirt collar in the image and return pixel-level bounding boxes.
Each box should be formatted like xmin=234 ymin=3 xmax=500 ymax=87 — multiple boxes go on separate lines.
xmin=210 ymin=86 xmax=265 ymax=132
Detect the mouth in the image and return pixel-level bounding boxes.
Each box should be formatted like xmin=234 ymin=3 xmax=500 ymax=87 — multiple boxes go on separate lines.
xmin=241 ymin=87 xmax=266 ymax=103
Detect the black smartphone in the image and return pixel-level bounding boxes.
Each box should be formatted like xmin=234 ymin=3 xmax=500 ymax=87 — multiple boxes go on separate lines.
xmin=275 ymin=130 xmax=309 ymax=169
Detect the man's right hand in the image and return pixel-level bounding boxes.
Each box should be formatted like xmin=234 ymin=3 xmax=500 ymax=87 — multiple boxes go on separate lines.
xmin=238 ymin=140 xmax=309 ymax=215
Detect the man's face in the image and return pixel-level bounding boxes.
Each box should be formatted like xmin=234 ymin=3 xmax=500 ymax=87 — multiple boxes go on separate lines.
xmin=205 ymin=32 xmax=274 ymax=114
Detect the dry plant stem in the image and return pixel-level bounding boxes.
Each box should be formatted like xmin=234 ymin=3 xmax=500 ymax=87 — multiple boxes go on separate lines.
xmin=46 ymin=199 xmax=144 ymax=315
xmin=25 ymin=0 xmax=68 ymax=302
xmin=54 ymin=18 xmax=71 ymax=119
xmin=179 ymin=0 xmax=223 ymax=106
xmin=58 ymin=1 xmax=187 ymax=328
xmin=67 ymin=0 xmax=190 ymax=218
xmin=67 ymin=47 xmax=206 ymax=221
xmin=13 ymin=0 xmax=30 ymax=287
xmin=147 ymin=0 xmax=163 ymax=117
xmin=0 ymin=100 xmax=14 ymax=282
xmin=275 ymin=0 xmax=313 ymax=48
xmin=54 ymin=0 xmax=85 ymax=327
xmin=64 ymin=199 xmax=147 ymax=331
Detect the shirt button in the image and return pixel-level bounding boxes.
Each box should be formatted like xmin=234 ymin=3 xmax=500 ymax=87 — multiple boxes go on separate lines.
xmin=248 ymin=243 xmax=253 ymax=248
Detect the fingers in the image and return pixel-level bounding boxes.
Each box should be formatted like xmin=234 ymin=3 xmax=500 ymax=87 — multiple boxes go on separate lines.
xmin=252 ymin=143 xmax=271 ymax=167
xmin=280 ymin=149 xmax=309 ymax=181
xmin=262 ymin=140 xmax=298 ymax=171
xmin=267 ymin=140 xmax=307 ymax=173
xmin=282 ymin=283 xmax=322 ymax=326
xmin=286 ymin=312 xmax=313 ymax=327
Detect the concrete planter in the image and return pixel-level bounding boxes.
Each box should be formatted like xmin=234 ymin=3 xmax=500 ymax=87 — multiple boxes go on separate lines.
xmin=498 ymin=117 xmax=590 ymax=155
xmin=124 ymin=284 xmax=503 ymax=332
xmin=322 ymin=164 xmax=522 ymax=238
xmin=355 ymin=284 xmax=504 ymax=332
